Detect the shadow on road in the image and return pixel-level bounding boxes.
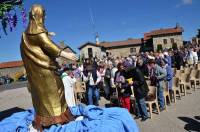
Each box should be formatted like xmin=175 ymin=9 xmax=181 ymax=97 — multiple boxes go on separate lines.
xmin=0 ymin=107 xmax=25 ymax=121
xmin=178 ymin=116 xmax=200 ymax=132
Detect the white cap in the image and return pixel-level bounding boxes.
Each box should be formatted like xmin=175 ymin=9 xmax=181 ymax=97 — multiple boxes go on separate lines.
xmin=163 ymin=52 xmax=168 ymax=56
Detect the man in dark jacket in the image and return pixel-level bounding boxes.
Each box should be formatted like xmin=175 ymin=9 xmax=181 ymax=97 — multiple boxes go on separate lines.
xmin=136 ymin=57 xmax=149 ymax=78
xmin=174 ymin=50 xmax=183 ymax=70
xmin=124 ymin=66 xmax=149 ymax=121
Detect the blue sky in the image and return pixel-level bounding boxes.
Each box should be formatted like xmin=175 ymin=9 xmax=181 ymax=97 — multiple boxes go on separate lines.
xmin=0 ymin=0 xmax=200 ymax=62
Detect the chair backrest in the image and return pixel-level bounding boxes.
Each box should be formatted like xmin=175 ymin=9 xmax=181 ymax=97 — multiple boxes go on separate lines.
xmin=146 ymin=80 xmax=151 ymax=86
xmin=163 ymin=81 xmax=169 ymax=92
xmin=180 ymin=73 xmax=190 ymax=83
xmin=173 ymin=77 xmax=179 ymax=87
xmin=196 ymin=70 xmax=200 ymax=79
xmin=75 ymin=81 xmax=86 ymax=93
xmin=175 ymin=70 xmax=181 ymax=77
xmin=190 ymin=69 xmax=198 ymax=78
xmin=185 ymin=67 xmax=192 ymax=74
xmin=180 ymin=66 xmax=184 ymax=71
xmin=147 ymin=86 xmax=157 ymax=100
xmin=197 ymin=63 xmax=200 ymax=70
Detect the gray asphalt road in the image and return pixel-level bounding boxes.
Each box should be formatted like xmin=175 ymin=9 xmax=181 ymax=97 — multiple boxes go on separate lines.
xmin=0 ymin=86 xmax=200 ymax=132
xmin=0 ymin=81 xmax=28 ymax=92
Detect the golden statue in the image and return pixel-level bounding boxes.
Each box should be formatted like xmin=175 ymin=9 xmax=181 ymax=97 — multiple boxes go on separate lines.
xmin=20 ymin=4 xmax=77 ymax=130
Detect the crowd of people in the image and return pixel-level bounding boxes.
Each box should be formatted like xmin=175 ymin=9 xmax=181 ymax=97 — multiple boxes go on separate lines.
xmin=60 ymin=46 xmax=200 ymax=122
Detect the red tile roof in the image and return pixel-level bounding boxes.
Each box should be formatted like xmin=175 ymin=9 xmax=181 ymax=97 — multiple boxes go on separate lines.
xmin=100 ymin=39 xmax=142 ymax=48
xmin=0 ymin=61 xmax=23 ymax=69
xmin=144 ymin=27 xmax=184 ymax=41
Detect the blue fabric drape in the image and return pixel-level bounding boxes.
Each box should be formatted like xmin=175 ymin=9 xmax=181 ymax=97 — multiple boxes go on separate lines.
xmin=0 ymin=105 xmax=139 ymax=132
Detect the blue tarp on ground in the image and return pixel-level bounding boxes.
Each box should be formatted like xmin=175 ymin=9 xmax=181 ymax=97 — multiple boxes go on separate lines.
xmin=0 ymin=105 xmax=139 ymax=132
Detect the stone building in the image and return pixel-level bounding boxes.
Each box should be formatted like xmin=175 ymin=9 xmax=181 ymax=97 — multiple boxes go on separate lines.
xmin=192 ymin=29 xmax=200 ymax=46
xmin=144 ymin=25 xmax=184 ymax=51
xmin=0 ymin=60 xmax=25 ymax=79
xmin=78 ymin=39 xmax=142 ymax=59
xmin=100 ymin=39 xmax=142 ymax=58
xmin=57 ymin=42 xmax=77 ymax=65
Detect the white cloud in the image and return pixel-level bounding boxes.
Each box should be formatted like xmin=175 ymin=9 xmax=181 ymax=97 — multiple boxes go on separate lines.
xmin=176 ymin=0 xmax=193 ymax=7
xmin=182 ymin=0 xmax=193 ymax=5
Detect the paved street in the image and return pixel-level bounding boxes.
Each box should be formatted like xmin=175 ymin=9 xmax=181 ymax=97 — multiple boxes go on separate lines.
xmin=0 ymin=86 xmax=200 ymax=132
xmin=135 ymin=89 xmax=200 ymax=132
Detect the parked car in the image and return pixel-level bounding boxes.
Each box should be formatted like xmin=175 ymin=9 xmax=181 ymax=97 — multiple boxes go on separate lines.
xmin=18 ymin=74 xmax=27 ymax=81
xmin=0 ymin=76 xmax=6 ymax=85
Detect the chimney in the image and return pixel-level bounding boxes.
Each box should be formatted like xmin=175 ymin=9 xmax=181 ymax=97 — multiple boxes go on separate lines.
xmin=95 ymin=33 xmax=100 ymax=45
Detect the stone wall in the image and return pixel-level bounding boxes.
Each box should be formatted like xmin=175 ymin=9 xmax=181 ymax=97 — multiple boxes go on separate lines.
xmin=80 ymin=45 xmax=106 ymax=59
xmin=0 ymin=66 xmax=25 ymax=79
xmin=106 ymin=45 xmax=140 ymax=58
xmin=153 ymin=34 xmax=183 ymax=51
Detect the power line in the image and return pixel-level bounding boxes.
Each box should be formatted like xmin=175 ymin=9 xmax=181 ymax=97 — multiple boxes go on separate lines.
xmin=87 ymin=0 xmax=98 ymax=37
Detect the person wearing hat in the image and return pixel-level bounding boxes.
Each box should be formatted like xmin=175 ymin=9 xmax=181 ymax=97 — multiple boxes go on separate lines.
xmin=83 ymin=64 xmax=101 ymax=106
xmin=163 ymin=51 xmax=172 ymax=67
xmin=161 ymin=59 xmax=173 ymax=102
xmin=148 ymin=59 xmax=167 ymax=111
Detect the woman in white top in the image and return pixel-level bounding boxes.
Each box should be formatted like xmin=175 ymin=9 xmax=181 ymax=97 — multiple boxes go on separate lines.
xmin=192 ymin=48 xmax=199 ymax=65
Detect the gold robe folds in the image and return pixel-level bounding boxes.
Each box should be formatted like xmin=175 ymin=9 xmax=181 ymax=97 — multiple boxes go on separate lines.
xmin=20 ymin=4 xmax=74 ymax=128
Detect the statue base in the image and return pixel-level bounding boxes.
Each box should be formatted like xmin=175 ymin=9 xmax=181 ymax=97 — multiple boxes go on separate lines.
xmin=33 ymin=108 xmax=74 ymax=131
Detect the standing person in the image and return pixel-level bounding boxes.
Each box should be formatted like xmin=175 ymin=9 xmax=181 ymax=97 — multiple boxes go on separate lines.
xmin=110 ymin=64 xmax=118 ymax=89
xmin=148 ymin=59 xmax=167 ymax=111
xmin=85 ymin=65 xmax=101 ymax=106
xmin=174 ymin=50 xmax=183 ymax=70
xmin=124 ymin=66 xmax=149 ymax=121
xmin=192 ymin=47 xmax=199 ymax=67
xmin=163 ymin=51 xmax=172 ymax=67
xmin=163 ymin=60 xmax=174 ymax=102
xmin=61 ymin=68 xmax=76 ymax=107
xmin=98 ymin=64 xmax=106 ymax=95
xmin=136 ymin=57 xmax=149 ymax=78
xmin=114 ymin=63 xmax=132 ymax=112
xmin=104 ymin=64 xmax=112 ymax=99
xmin=20 ymin=4 xmax=76 ymax=129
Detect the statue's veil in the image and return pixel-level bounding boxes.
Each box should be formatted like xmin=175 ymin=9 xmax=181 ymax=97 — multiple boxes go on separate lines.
xmin=25 ymin=4 xmax=47 ymax=34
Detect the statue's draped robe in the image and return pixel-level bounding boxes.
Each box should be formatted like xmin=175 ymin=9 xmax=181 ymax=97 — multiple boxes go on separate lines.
xmin=20 ymin=32 xmax=67 ymax=117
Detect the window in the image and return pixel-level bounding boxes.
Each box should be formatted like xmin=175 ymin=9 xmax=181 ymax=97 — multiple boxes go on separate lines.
xmin=170 ymin=38 xmax=175 ymax=44
xmin=163 ymin=39 xmax=167 ymax=44
xmin=88 ymin=48 xmax=93 ymax=58
xmin=130 ymin=48 xmax=136 ymax=53
xmin=157 ymin=44 xmax=163 ymax=52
